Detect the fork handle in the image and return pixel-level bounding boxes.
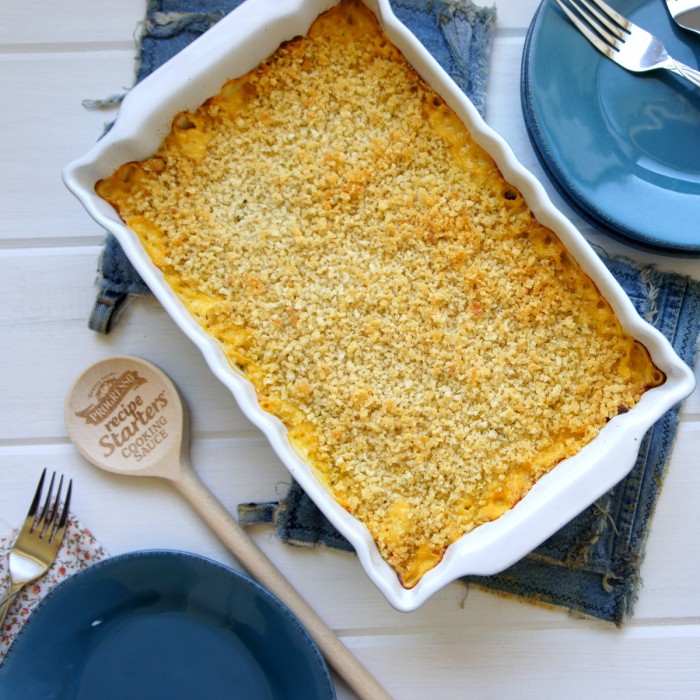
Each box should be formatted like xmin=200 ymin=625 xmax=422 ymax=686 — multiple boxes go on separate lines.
xmin=666 ymin=58 xmax=700 ymax=89
xmin=0 ymin=581 xmax=25 ymax=629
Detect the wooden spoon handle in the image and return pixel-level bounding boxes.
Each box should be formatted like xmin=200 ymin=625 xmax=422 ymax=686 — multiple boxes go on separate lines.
xmin=174 ymin=465 xmax=392 ymax=700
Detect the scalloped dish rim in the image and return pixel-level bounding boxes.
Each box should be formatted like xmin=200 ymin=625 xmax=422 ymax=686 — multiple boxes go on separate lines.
xmin=62 ymin=0 xmax=695 ymax=611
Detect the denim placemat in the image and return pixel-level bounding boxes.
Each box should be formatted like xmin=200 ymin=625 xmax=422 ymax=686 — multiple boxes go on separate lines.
xmin=86 ymin=0 xmax=700 ymax=625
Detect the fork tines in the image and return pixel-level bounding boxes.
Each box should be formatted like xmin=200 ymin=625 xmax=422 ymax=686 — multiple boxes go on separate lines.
xmin=556 ymin=0 xmax=629 ymax=52
xmin=29 ymin=468 xmax=73 ymax=543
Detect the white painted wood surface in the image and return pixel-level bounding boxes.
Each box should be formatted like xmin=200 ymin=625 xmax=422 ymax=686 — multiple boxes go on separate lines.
xmin=1 ymin=0 xmax=698 ymax=697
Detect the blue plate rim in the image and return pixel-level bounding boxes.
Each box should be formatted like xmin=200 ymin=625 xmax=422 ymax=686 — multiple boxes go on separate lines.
xmin=0 ymin=549 xmax=336 ymax=699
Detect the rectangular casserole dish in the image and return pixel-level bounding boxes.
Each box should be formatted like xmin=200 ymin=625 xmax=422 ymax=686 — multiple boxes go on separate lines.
xmin=63 ymin=0 xmax=695 ymax=611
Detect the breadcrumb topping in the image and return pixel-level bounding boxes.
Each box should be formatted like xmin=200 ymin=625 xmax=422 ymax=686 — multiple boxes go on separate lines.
xmin=97 ymin=0 xmax=664 ymax=587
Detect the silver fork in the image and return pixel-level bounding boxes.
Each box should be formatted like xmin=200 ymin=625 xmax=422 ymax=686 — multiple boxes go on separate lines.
xmin=555 ymin=0 xmax=700 ymax=88
xmin=0 ymin=469 xmax=72 ymax=628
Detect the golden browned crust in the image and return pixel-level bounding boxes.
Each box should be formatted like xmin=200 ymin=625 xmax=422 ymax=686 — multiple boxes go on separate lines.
xmin=96 ymin=0 xmax=664 ymax=587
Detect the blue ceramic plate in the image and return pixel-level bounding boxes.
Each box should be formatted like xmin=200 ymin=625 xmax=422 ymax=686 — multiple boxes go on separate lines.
xmin=0 ymin=551 xmax=335 ymax=700
xmin=522 ymin=0 xmax=700 ymax=255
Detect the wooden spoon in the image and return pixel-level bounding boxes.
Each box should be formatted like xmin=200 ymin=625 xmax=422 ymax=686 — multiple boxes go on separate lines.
xmin=65 ymin=355 xmax=389 ymax=700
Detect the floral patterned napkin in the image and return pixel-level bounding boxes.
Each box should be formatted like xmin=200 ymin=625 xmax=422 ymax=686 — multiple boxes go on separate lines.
xmin=0 ymin=515 xmax=108 ymax=663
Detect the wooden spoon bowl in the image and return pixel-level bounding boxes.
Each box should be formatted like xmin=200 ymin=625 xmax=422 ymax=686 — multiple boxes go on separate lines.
xmin=65 ymin=355 xmax=187 ymax=480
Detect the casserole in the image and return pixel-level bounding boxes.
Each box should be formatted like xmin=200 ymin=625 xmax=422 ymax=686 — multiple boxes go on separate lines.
xmin=63 ymin=0 xmax=695 ymax=611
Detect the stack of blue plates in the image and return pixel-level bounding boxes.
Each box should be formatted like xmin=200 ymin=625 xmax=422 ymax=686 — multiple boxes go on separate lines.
xmin=521 ymin=0 xmax=700 ymax=256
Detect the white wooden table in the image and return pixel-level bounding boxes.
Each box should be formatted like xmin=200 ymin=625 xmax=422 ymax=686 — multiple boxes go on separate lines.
xmin=2 ymin=1 xmax=699 ymax=697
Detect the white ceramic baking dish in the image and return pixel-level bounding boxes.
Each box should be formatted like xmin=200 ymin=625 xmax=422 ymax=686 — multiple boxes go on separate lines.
xmin=63 ymin=0 xmax=696 ymax=611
